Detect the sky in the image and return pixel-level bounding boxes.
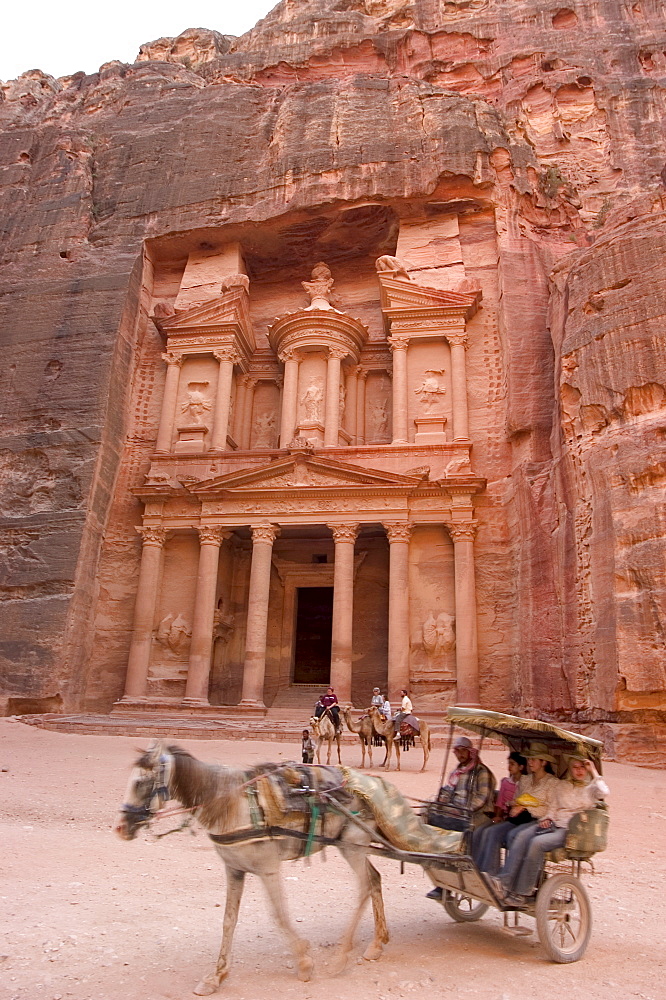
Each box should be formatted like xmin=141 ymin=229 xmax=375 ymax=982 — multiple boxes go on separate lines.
xmin=1 ymin=1 xmax=278 ymax=82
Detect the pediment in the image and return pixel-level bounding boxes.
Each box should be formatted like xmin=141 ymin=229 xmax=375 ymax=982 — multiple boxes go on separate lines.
xmin=378 ymin=273 xmax=480 ymax=318
xmin=157 ymin=284 xmax=251 ymax=335
xmin=190 ymin=455 xmax=428 ymax=495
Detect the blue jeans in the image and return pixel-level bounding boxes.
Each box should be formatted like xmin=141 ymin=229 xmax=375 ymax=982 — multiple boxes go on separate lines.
xmin=474 ymin=820 xmax=515 ymax=874
xmin=513 ymin=826 xmax=567 ymax=895
xmin=499 ymin=822 xmax=542 ymax=892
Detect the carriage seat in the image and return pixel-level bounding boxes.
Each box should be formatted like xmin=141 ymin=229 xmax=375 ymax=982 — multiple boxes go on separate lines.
xmin=544 ymin=804 xmax=610 ymax=863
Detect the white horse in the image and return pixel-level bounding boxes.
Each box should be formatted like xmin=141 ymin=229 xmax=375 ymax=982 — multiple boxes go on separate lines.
xmin=114 ymin=743 xmax=388 ymax=995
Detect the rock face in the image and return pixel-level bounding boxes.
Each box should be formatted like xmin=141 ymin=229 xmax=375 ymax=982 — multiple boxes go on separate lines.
xmin=0 ymin=0 xmax=664 ymax=760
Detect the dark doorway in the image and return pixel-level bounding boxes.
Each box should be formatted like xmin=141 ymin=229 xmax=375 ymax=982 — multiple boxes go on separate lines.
xmin=293 ymin=587 xmax=333 ymax=685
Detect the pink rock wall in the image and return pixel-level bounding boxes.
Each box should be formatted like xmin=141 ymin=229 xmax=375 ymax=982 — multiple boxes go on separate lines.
xmin=0 ymin=0 xmax=664 ymax=757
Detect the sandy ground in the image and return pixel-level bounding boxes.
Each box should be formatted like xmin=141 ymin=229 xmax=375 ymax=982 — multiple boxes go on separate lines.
xmin=1 ymin=718 xmax=665 ymax=1000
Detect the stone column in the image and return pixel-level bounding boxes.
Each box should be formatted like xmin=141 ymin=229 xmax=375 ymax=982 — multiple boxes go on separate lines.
xmin=328 ymin=523 xmax=359 ymax=704
xmin=183 ymin=526 xmax=229 ymax=704
xmin=447 ymin=521 xmax=479 ymax=705
xmin=389 ymin=336 xmax=409 ymax=444
xmin=356 ymin=369 xmax=367 ymax=445
xmin=233 ymin=375 xmax=248 ymax=445
xmin=240 ymin=524 xmax=280 ymax=707
xmin=155 ymin=353 xmax=183 ymax=454
xmin=123 ymin=527 xmax=167 ymax=699
xmin=240 ymin=377 xmax=256 ymax=450
xmin=448 ymin=331 xmax=470 ymax=441
xmin=278 ymin=349 xmax=300 ymax=447
xmin=383 ymin=521 xmax=412 ymax=702
xmin=210 ymin=348 xmax=237 ymax=451
xmin=344 ymin=367 xmax=358 ymax=443
xmin=324 ymin=347 xmax=346 ymax=447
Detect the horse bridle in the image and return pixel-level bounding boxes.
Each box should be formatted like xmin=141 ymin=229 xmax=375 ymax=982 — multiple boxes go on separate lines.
xmin=120 ymin=754 xmax=172 ymax=827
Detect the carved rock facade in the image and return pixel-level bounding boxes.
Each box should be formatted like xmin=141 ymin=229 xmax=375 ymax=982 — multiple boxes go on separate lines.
xmin=1 ymin=0 xmax=665 ymax=760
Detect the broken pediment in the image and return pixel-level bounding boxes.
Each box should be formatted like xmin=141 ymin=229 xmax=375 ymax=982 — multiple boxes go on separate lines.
xmin=377 ymin=272 xmax=481 ymax=326
xmin=190 ymin=455 xmax=429 ymax=495
xmin=154 ymin=281 xmax=255 ymax=356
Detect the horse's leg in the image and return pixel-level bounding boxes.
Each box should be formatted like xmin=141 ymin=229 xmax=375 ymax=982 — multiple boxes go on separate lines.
xmin=333 ymin=844 xmax=388 ymax=973
xmin=259 ymin=870 xmax=314 ymax=982
xmin=193 ymin=867 xmax=245 ymax=996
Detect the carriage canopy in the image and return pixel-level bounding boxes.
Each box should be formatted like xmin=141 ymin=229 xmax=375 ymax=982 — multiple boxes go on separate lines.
xmin=445 ymin=707 xmax=604 ymax=772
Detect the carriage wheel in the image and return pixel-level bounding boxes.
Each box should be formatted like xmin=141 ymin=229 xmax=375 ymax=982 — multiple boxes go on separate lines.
xmin=443 ymin=891 xmax=489 ymax=923
xmin=535 ymin=873 xmax=591 ymax=963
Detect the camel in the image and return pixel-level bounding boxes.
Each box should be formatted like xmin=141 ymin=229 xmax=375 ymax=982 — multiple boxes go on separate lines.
xmin=342 ymin=707 xmax=376 ymax=768
xmin=115 ymin=743 xmax=390 ymax=994
xmin=310 ymin=712 xmax=342 ymax=764
xmin=368 ymin=705 xmax=431 ymax=772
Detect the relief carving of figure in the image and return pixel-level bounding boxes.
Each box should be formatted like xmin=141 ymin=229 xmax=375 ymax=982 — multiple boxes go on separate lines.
xmin=339 ymin=382 xmax=346 ymax=420
xmin=302 ymin=262 xmax=334 ymax=310
xmin=370 ymin=399 xmax=388 ymax=437
xmin=155 ymin=612 xmax=192 ymax=656
xmin=301 ymin=384 xmax=324 ymax=422
xmin=254 ymin=411 xmax=277 ymax=448
xmin=181 ymin=382 xmax=212 ymax=426
xmin=415 ymin=369 xmax=446 ymax=415
xmin=422 ymin=611 xmax=456 ymax=663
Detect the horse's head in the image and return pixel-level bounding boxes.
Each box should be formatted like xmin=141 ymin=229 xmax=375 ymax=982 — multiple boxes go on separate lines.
xmin=114 ymin=740 xmax=173 ymax=840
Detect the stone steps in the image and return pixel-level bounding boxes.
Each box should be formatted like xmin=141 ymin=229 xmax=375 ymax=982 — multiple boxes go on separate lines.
xmin=17 ymin=710 xmax=453 ymax=744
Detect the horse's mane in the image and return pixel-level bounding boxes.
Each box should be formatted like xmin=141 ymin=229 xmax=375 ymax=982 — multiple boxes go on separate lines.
xmin=136 ymin=744 xmax=246 ymax=830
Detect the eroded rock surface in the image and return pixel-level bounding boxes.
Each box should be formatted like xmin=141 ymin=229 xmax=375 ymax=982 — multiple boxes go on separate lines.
xmin=0 ymin=0 xmax=664 ymax=759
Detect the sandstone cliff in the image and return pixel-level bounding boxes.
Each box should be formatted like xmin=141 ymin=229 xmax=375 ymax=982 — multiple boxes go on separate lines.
xmin=1 ymin=0 xmax=664 ymax=761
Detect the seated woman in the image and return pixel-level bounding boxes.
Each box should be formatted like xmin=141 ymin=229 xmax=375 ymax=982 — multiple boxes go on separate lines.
xmin=498 ymin=755 xmax=609 ymax=902
xmin=476 ymin=742 xmax=559 ymax=877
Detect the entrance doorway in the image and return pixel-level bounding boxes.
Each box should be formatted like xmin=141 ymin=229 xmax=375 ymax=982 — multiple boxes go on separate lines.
xmin=292 ymin=587 xmax=333 ymax=685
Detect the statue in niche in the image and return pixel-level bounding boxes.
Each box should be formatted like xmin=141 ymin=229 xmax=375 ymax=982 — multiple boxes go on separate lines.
xmin=181 ymin=382 xmax=211 ymax=425
xmin=415 ymin=369 xmax=446 ymax=415
xmin=254 ymin=411 xmax=277 ymax=448
xmin=375 ymin=254 xmax=411 ymax=280
xmin=422 ymin=611 xmax=456 ymax=664
xmin=302 ymin=262 xmax=334 ymax=310
xmin=301 ymin=383 xmax=324 ymax=422
xmin=370 ymin=399 xmax=388 ymax=437
xmin=339 ymin=382 xmax=346 ymax=420
xmin=155 ymin=612 xmax=192 ymax=656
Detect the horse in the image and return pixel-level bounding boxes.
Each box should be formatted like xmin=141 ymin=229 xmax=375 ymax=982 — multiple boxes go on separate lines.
xmin=114 ymin=742 xmax=388 ymax=995
xmin=310 ymin=711 xmax=342 ymax=764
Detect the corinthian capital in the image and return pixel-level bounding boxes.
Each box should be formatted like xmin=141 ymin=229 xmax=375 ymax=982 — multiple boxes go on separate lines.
xmin=388 ymin=335 xmax=410 ymax=352
xmin=446 ymin=521 xmax=478 ymax=542
xmin=161 ymin=352 xmax=183 ymax=367
xmin=446 ymin=331 xmax=468 ymax=349
xmin=328 ymin=522 xmax=359 ymax=543
xmin=251 ymin=523 xmax=280 ymax=544
xmin=328 ymin=346 xmax=348 ymax=361
xmin=197 ymin=525 xmax=230 ymax=545
xmin=214 ymin=347 xmax=240 ymax=365
xmin=136 ymin=525 xmax=168 ymax=547
xmin=278 ymin=347 xmax=300 ymax=364
xmin=383 ymin=521 xmax=413 ymax=543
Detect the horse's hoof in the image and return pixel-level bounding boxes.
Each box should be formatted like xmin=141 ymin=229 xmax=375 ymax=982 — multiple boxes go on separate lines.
xmin=297 ymin=956 xmax=314 ymax=982
xmin=193 ymin=977 xmax=219 ymax=995
xmin=362 ymin=943 xmax=383 ymax=962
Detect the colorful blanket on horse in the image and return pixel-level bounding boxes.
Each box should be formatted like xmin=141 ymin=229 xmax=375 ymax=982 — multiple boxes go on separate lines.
xmin=340 ymin=767 xmax=463 ymax=855
xmin=236 ymin=763 xmax=462 ymax=857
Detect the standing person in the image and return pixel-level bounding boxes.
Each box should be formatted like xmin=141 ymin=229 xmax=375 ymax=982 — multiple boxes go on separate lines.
xmin=301 ymin=729 xmax=315 ymax=764
xmin=392 ymin=688 xmax=413 ymax=733
xmin=315 ymin=686 xmax=341 ymax=732
xmin=370 ymin=687 xmax=384 ymax=711
xmin=499 ymin=756 xmax=609 ymax=903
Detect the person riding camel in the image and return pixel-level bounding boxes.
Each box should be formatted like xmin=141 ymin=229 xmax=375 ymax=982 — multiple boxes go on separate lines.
xmin=314 ymin=686 xmax=341 ymax=733
xmin=392 ymin=689 xmax=413 ymax=733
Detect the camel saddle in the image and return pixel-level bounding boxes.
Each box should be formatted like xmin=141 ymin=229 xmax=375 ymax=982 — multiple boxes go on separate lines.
xmin=399 ymin=714 xmax=420 ymax=736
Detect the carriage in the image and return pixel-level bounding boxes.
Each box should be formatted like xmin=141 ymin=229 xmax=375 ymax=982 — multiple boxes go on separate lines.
xmin=368 ymin=706 xmax=610 ymax=964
